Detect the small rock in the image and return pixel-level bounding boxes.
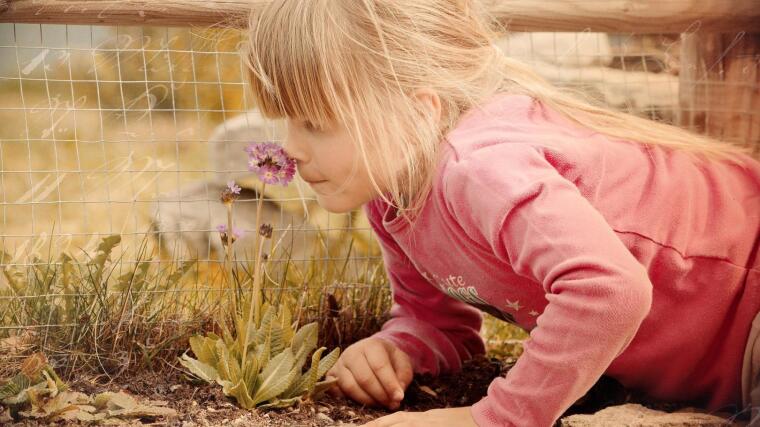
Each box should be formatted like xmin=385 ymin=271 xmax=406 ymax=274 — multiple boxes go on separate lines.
xmin=230 ymin=414 xmax=254 ymax=426
xmin=418 ymin=385 xmax=438 ymax=397
xmin=317 ymin=412 xmax=334 ymax=423
xmin=560 ymin=403 xmax=737 ymax=427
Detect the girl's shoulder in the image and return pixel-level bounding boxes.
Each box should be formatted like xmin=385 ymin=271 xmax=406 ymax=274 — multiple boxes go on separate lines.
xmin=443 ymin=92 xmax=595 ymax=162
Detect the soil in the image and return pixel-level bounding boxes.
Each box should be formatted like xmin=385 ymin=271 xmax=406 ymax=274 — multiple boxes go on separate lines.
xmin=4 ymin=354 xmax=739 ymax=426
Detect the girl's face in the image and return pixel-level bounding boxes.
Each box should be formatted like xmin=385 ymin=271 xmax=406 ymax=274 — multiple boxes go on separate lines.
xmin=283 ymin=118 xmax=380 ymax=213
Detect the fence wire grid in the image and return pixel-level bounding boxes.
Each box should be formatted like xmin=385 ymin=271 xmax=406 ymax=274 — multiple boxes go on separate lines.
xmin=0 ymin=23 xmax=758 ymax=358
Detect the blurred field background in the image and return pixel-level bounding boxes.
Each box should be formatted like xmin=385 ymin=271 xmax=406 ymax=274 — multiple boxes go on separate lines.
xmin=0 ymin=21 xmax=758 ymax=379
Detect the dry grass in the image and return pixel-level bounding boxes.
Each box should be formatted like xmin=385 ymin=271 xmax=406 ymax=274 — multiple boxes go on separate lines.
xmin=0 ymin=25 xmax=528 ymax=385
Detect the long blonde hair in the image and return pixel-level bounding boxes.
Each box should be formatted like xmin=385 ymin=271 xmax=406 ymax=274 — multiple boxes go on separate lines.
xmin=243 ymin=0 xmax=755 ymax=219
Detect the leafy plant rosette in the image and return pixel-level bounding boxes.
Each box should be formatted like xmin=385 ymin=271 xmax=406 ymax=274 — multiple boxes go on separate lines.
xmin=179 ymin=142 xmax=340 ymax=409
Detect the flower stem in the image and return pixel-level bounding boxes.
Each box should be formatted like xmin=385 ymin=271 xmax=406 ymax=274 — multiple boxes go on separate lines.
xmin=225 ymin=203 xmax=234 ymax=289
xmin=241 ymin=182 xmax=266 ymax=363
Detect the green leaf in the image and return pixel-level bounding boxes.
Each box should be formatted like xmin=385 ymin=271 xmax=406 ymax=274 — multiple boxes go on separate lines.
xmin=214 ymin=339 xmax=236 ymax=382
xmin=188 ymin=335 xmax=218 ymax=368
xmin=291 ymin=323 xmax=318 ymax=359
xmin=226 ymin=380 xmax=255 ymax=409
xmin=279 ymin=304 xmax=294 ymax=346
xmin=251 ymin=348 xmax=295 ymax=405
xmin=258 ymin=396 xmax=301 ymax=409
xmin=234 ymin=306 xmax=258 ymax=356
xmin=114 ymin=261 xmax=150 ymax=292
xmin=311 ymin=377 xmax=338 ymax=399
xmin=242 ymin=349 xmax=260 ymax=393
xmin=305 ymin=347 xmax=327 ymax=395
xmin=0 ymin=372 xmax=33 ymax=401
xmin=315 ymin=347 xmax=340 ymax=382
xmin=166 ymin=260 xmax=194 ymax=287
xmin=88 ymin=235 xmax=121 ymax=285
xmin=283 ymin=347 xmax=321 ymax=399
xmin=256 ymin=321 xmax=272 ymax=369
xmin=178 ymin=354 xmax=218 ymax=383
xmin=3 ymin=380 xmax=48 ymax=406
xmin=255 ymin=305 xmax=276 ymax=345
xmin=269 ymin=323 xmax=285 ymax=356
xmin=286 ymin=347 xmax=340 ymax=399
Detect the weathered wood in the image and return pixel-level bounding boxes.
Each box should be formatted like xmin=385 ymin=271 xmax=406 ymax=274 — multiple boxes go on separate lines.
xmin=483 ymin=0 xmax=760 ymax=33
xmin=0 ymin=0 xmax=252 ymax=28
xmin=679 ymin=32 xmax=760 ymax=152
xmin=0 ymin=0 xmax=759 ymax=33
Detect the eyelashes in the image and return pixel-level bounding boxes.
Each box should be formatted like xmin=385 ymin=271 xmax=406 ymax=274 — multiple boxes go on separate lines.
xmin=304 ymin=120 xmax=327 ymax=133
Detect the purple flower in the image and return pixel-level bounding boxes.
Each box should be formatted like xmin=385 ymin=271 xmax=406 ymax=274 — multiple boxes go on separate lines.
xmin=226 ymin=181 xmax=241 ymax=194
xmin=220 ymin=181 xmax=242 ymax=205
xmin=216 ymin=224 xmax=244 ymax=245
xmin=245 ymin=142 xmax=296 ymax=186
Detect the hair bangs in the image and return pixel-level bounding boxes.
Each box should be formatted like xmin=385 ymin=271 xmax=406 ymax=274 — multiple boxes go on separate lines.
xmin=244 ymin=0 xmax=352 ymax=129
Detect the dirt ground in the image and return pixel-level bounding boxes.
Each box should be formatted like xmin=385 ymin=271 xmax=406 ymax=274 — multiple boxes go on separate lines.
xmin=4 ymin=354 xmax=743 ymax=427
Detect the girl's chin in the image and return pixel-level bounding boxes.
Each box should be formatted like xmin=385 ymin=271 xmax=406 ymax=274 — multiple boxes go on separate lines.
xmin=315 ymin=193 xmax=361 ymax=214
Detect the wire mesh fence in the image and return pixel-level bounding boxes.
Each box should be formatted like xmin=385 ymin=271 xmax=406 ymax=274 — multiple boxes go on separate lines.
xmin=0 ymin=20 xmax=758 ymax=372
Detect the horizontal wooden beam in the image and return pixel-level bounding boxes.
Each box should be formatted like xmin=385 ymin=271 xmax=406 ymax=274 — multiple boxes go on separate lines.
xmin=0 ymin=0 xmax=253 ymax=28
xmin=484 ymin=0 xmax=760 ymax=33
xmin=0 ymin=0 xmax=758 ymax=33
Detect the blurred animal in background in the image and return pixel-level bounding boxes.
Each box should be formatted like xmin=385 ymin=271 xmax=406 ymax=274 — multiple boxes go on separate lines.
xmin=150 ymin=111 xmax=373 ymax=265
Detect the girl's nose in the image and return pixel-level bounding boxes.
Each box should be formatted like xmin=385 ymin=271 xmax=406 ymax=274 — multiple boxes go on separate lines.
xmin=282 ymin=132 xmax=309 ymax=163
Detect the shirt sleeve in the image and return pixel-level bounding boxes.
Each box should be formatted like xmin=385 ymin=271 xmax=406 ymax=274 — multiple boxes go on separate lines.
xmin=364 ymin=200 xmax=486 ymax=376
xmin=443 ymin=142 xmax=653 ymax=427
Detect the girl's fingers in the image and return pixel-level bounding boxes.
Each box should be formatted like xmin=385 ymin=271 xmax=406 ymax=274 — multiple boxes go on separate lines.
xmin=336 ymin=365 xmax=379 ymax=407
xmin=325 ymin=374 xmax=344 ymax=398
xmin=325 ymin=364 xmax=343 ymax=397
xmin=364 ymin=348 xmax=404 ymax=405
xmin=389 ymin=346 xmax=414 ymax=390
xmin=345 ymin=355 xmax=391 ymax=405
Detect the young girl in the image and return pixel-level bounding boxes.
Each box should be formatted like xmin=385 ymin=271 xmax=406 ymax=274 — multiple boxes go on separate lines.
xmin=242 ymin=1 xmax=760 ymax=426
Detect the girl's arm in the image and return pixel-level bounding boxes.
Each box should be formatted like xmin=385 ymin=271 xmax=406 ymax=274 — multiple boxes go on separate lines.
xmin=364 ymin=200 xmax=486 ymax=376
xmin=444 ymin=142 xmax=653 ymax=427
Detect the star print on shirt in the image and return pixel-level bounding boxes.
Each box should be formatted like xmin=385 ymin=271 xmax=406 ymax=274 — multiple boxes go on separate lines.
xmin=529 ymin=310 xmax=539 ymax=316
xmin=505 ymin=298 xmax=522 ymax=311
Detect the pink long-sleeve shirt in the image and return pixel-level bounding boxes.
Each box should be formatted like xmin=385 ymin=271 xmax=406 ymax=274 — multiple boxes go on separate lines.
xmin=368 ymin=93 xmax=760 ymax=427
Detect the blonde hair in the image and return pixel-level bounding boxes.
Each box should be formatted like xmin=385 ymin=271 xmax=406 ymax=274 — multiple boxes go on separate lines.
xmin=243 ymin=0 xmax=755 ymax=219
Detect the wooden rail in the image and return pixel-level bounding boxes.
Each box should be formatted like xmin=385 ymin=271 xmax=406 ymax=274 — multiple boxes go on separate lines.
xmin=0 ymin=0 xmax=758 ymax=33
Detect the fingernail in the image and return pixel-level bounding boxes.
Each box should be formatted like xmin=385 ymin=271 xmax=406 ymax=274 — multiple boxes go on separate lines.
xmin=393 ymin=390 xmax=404 ymax=401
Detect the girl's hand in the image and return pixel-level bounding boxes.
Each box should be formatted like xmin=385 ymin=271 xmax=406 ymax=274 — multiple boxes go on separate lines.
xmin=361 ymin=407 xmax=479 ymax=427
xmin=326 ymin=337 xmax=413 ymax=410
